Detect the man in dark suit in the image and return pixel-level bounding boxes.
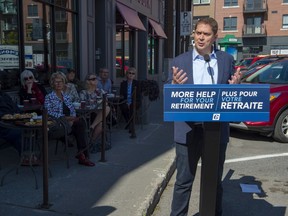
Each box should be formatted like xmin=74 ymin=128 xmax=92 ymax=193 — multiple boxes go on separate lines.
xmin=170 ymin=17 xmax=241 ymax=216
xmin=119 ymin=67 xmax=141 ymax=130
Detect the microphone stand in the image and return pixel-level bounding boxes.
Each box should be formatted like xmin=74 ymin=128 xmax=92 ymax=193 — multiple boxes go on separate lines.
xmin=200 ymin=54 xmax=221 ymax=215
xmin=204 ymin=54 xmax=215 ymax=84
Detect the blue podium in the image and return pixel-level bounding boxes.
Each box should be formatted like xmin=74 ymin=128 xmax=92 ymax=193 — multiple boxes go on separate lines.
xmin=164 ymin=84 xmax=270 ymax=216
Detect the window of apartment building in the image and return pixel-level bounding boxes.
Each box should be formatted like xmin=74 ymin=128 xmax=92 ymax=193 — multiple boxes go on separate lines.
xmin=223 ymin=17 xmax=237 ymax=30
xmin=193 ymin=0 xmax=210 ymax=4
xmin=224 ymin=0 xmax=238 ymax=7
xmin=283 ymin=15 xmax=288 ymax=29
xmin=27 ymin=4 xmax=38 ymax=17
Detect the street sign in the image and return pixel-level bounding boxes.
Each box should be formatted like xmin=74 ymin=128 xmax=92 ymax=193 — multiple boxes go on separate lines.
xmin=180 ymin=11 xmax=192 ymax=36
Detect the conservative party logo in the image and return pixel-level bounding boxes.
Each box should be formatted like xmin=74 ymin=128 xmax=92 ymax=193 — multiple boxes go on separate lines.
xmin=212 ymin=113 xmax=220 ymax=121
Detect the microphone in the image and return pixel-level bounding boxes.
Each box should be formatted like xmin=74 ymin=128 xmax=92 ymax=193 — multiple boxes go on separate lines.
xmin=204 ymin=54 xmax=215 ymax=84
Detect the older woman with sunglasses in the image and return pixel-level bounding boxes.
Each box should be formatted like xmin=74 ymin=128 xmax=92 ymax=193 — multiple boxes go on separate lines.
xmin=19 ymin=70 xmax=47 ymax=105
xmin=119 ymin=67 xmax=141 ymax=130
xmin=44 ymin=72 xmax=95 ymax=166
xmin=79 ymin=73 xmax=110 ymax=147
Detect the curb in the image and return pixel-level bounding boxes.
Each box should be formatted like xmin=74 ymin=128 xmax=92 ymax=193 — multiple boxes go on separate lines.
xmin=141 ymin=149 xmax=176 ymax=216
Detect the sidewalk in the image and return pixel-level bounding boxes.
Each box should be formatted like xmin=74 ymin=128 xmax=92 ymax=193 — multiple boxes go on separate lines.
xmin=0 ymin=95 xmax=176 ymax=216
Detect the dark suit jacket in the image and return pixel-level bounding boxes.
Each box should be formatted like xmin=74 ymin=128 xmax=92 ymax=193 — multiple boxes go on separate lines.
xmin=120 ymin=79 xmax=141 ymax=108
xmin=170 ymin=49 xmax=235 ymax=144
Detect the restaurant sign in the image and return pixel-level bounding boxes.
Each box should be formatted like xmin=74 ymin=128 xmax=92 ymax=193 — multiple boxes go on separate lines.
xmin=0 ymin=45 xmax=33 ymax=68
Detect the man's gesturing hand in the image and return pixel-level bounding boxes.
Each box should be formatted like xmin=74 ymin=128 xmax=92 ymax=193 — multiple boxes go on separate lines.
xmin=228 ymin=68 xmax=242 ymax=84
xmin=172 ymin=66 xmax=188 ymax=84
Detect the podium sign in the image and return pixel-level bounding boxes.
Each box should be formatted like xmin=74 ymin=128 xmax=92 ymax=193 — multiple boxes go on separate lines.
xmin=164 ymin=84 xmax=270 ymax=122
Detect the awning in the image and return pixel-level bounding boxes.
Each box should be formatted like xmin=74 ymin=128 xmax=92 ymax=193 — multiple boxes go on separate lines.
xmin=148 ymin=19 xmax=167 ymax=39
xmin=116 ymin=2 xmax=146 ymax=31
xmin=218 ymin=34 xmax=241 ymax=45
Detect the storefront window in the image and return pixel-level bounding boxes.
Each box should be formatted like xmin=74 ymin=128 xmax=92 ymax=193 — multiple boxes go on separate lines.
xmin=148 ymin=23 xmax=160 ymax=75
xmin=0 ymin=0 xmax=19 ymax=90
xmin=0 ymin=0 xmax=78 ymax=91
xmin=116 ymin=30 xmax=130 ymax=78
xmin=148 ymin=37 xmax=155 ymax=75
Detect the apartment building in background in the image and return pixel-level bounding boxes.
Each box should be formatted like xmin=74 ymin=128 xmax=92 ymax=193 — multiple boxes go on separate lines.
xmin=192 ymin=0 xmax=288 ymax=61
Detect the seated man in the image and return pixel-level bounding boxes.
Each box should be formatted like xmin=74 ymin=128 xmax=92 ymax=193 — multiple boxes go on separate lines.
xmin=97 ymin=68 xmax=112 ymax=93
xmin=0 ymin=82 xmax=21 ymax=155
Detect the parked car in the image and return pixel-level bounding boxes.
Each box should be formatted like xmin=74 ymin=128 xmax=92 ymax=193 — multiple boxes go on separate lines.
xmin=245 ymin=55 xmax=288 ymax=71
xmin=240 ymin=64 xmax=266 ymax=80
xmin=116 ymin=57 xmax=129 ymax=71
xmin=230 ymin=58 xmax=288 ymax=143
xmin=235 ymin=56 xmax=266 ymax=71
xmin=240 ymin=55 xmax=288 ymax=79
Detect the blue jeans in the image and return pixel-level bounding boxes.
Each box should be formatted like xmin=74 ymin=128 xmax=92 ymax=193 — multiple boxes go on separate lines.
xmin=170 ymin=127 xmax=228 ymax=216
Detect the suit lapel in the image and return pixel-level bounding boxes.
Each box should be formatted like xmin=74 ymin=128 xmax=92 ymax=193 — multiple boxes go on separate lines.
xmin=185 ymin=50 xmax=194 ymax=84
xmin=216 ymin=51 xmax=225 ymax=84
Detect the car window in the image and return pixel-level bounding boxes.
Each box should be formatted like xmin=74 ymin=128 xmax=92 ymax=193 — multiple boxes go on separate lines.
xmin=240 ymin=59 xmax=253 ymax=67
xmin=248 ymin=60 xmax=270 ymax=69
xmin=245 ymin=61 xmax=288 ymax=84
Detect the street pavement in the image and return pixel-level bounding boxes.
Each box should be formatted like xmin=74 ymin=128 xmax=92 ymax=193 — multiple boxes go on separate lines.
xmin=152 ymin=129 xmax=288 ymax=216
xmin=0 ymin=95 xmax=176 ymax=216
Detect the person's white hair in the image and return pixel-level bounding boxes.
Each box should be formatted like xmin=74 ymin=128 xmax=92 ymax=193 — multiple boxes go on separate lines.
xmin=20 ymin=70 xmax=35 ymax=87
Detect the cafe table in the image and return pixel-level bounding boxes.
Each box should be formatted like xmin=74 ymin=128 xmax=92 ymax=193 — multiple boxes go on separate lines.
xmin=18 ymin=104 xmax=43 ymax=113
xmin=74 ymin=103 xmax=103 ymax=145
xmin=106 ymin=94 xmax=124 ymax=128
xmin=0 ymin=113 xmax=54 ymax=189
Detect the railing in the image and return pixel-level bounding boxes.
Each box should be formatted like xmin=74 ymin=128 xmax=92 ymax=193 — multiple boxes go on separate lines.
xmin=3 ymin=23 xmax=17 ymax=31
xmin=243 ymin=24 xmax=266 ymax=37
xmin=243 ymin=0 xmax=267 ymax=12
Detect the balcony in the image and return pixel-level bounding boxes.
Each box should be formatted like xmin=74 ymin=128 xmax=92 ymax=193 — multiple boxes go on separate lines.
xmin=243 ymin=0 xmax=267 ymax=13
xmin=2 ymin=22 xmax=16 ymax=31
xmin=0 ymin=0 xmax=17 ymax=15
xmin=242 ymin=24 xmax=266 ymax=37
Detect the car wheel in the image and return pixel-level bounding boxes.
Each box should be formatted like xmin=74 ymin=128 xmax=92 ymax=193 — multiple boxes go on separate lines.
xmin=273 ymin=109 xmax=288 ymax=143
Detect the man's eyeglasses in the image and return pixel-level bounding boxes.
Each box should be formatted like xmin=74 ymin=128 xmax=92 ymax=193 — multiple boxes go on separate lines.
xmin=128 ymin=72 xmax=135 ymax=75
xmin=24 ymin=76 xmax=33 ymax=81
xmin=88 ymin=77 xmax=97 ymax=81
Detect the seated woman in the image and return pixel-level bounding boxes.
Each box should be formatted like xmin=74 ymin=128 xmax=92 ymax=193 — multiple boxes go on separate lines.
xmin=64 ymin=82 xmax=80 ymax=103
xmin=79 ymin=73 xmax=110 ymax=147
xmin=44 ymin=72 xmax=95 ymax=167
xmin=19 ymin=70 xmax=47 ymax=105
xmin=119 ymin=67 xmax=141 ymax=130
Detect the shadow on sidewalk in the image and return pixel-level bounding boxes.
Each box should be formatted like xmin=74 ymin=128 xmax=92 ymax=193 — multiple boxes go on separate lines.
xmin=0 ymin=95 xmax=175 ymax=216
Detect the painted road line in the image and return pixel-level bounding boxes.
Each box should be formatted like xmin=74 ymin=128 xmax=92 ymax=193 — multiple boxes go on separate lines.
xmin=225 ymin=153 xmax=288 ymax=164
